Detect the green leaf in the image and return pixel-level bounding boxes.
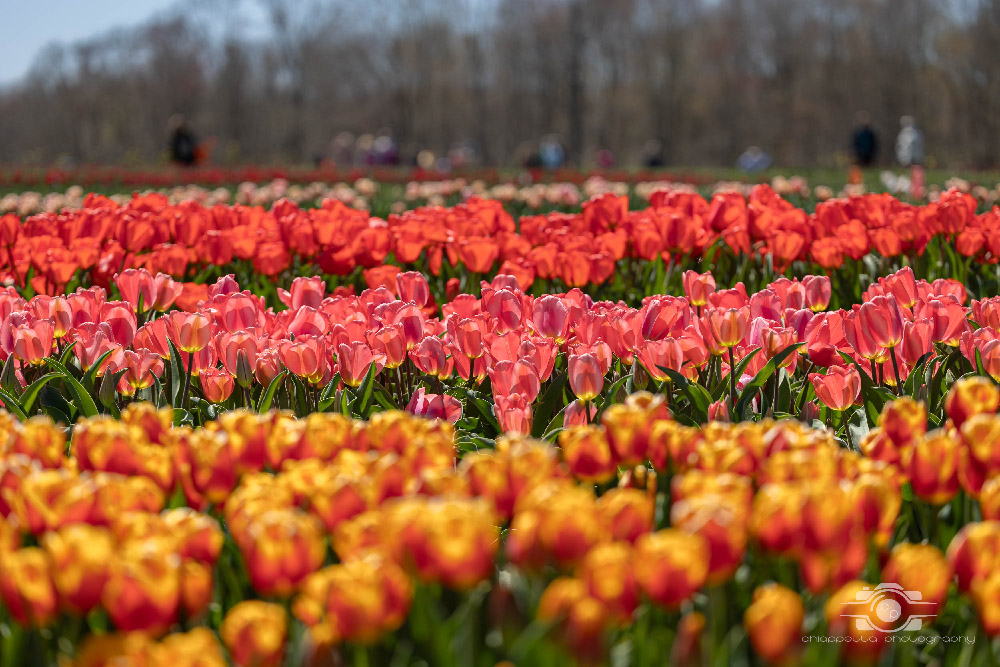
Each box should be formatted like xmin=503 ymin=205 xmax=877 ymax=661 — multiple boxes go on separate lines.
xmin=540 ymin=405 xmax=568 ymax=441
xmin=351 ymin=363 xmax=378 ymax=419
xmin=846 ymin=406 xmax=869 ymax=451
xmin=713 ymin=348 xmax=761 ymax=401
xmin=735 ymin=343 xmax=804 ymax=418
xmin=371 ymin=382 xmax=398 ymax=411
xmin=256 ymin=370 xmax=287 ymax=413
xmin=338 ymin=387 xmax=353 ymax=416
xmin=662 ymin=368 xmax=712 ymax=422
xmin=0 ymin=387 xmax=28 ymax=420
xmin=530 ymin=371 xmax=567 ymax=438
xmin=903 ymin=352 xmax=933 ymax=397
xmin=59 ymin=340 xmax=78 ymax=365
xmin=593 ymin=373 xmax=630 ymax=423
xmin=81 ymin=349 xmax=114 ymax=391
xmin=167 ymin=339 xmax=185 ymax=407
xmin=447 ymin=387 xmax=501 ymax=435
xmin=1 ymin=354 xmax=20 ymax=396
xmin=20 ymin=373 xmax=60 ymax=414
xmin=45 ymin=358 xmax=100 ymax=419
xmin=99 ymin=370 xmax=126 ymax=419
xmin=286 ymin=373 xmax=309 ymax=417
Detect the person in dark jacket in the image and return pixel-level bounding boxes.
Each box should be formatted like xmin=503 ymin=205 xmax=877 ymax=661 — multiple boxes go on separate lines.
xmin=168 ymin=114 xmax=197 ymax=167
xmin=851 ymin=111 xmax=878 ymax=167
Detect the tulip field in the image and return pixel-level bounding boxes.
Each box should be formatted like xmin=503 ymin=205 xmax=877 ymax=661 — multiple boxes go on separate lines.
xmin=4 ymin=182 xmax=1000 ymax=665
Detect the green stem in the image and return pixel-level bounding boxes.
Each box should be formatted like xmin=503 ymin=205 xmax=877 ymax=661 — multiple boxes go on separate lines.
xmin=181 ymin=351 xmax=194 ymax=410
xmin=727 ymin=346 xmax=737 ymax=419
xmin=889 ymin=346 xmax=903 ymax=396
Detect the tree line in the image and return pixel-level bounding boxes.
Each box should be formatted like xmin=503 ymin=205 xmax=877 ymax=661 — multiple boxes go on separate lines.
xmin=1 ymin=0 xmax=998 ymax=169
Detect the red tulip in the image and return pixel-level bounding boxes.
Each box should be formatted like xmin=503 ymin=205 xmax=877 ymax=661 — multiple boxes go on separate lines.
xmin=490 ymin=359 xmax=541 ymax=402
xmin=858 ymin=296 xmax=904 ymax=349
xmin=396 ymin=271 xmax=429 ymax=307
xmin=115 ymin=268 xmax=156 ymax=313
xmin=166 ymin=311 xmax=211 ymax=353
xmin=277 ymin=276 xmax=325 ymax=310
xmin=278 ymin=336 xmax=328 ymax=384
xmin=117 ymin=349 xmax=164 ymax=395
xmin=809 ymin=366 xmax=861 ymax=411
xmin=531 ymin=295 xmax=570 ymax=342
xmin=494 ymin=392 xmax=532 ymax=433
xmin=406 ymin=387 xmax=462 ymax=423
xmin=337 ymin=341 xmax=385 ymax=388
xmin=411 ymin=335 xmax=448 ymax=377
xmin=151 ymin=273 xmax=182 ymax=311
xmin=682 ymin=271 xmax=716 ymax=307
xmin=706 ymin=306 xmax=750 ymax=348
xmin=569 ymin=353 xmax=604 ymax=403
xmin=201 ymin=368 xmax=235 ymax=403
xmin=802 ymin=275 xmax=831 ymax=311
xmin=218 ymin=330 xmax=259 ymax=377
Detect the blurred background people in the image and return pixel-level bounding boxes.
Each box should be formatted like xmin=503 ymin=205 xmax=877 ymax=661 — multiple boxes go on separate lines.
xmin=168 ymin=114 xmax=197 ymax=167
xmin=540 ymin=135 xmax=565 ymax=170
xmin=736 ymin=146 xmax=771 ymax=173
xmin=896 ymin=115 xmax=925 ymax=198
xmin=641 ymin=139 xmax=665 ymax=168
xmin=849 ymin=111 xmax=878 ymax=185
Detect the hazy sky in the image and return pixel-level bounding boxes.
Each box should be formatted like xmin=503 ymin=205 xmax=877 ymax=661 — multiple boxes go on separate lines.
xmin=0 ymin=0 xmax=179 ymax=84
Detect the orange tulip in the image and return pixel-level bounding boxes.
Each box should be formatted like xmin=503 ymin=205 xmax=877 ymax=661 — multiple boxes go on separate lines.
xmin=0 ymin=547 xmax=58 ymax=626
xmin=559 ymin=426 xmax=616 ymax=483
xmin=633 ymin=529 xmax=709 ymax=609
xmin=41 ymin=524 xmax=114 ymax=614
xmin=903 ymin=429 xmax=960 ymax=505
xmin=101 ymin=538 xmax=180 ymax=634
xmin=945 ymin=376 xmax=1000 ymax=428
xmin=744 ymin=583 xmax=804 ymax=663
xmin=221 ymin=601 xmax=288 ymax=667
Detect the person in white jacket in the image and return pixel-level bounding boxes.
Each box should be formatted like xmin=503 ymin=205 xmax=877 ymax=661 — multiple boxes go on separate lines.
xmin=895 ymin=116 xmax=925 ymax=199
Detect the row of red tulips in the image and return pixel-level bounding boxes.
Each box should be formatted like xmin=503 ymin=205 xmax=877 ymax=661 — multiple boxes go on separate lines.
xmin=1 ymin=263 xmax=998 ymax=441
xmin=1 ymin=187 xmax=997 ymax=306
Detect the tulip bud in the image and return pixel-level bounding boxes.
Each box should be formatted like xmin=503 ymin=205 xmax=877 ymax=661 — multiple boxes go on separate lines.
xmin=945 ymin=376 xmax=1000 ymax=428
xmin=881 ymin=543 xmax=951 ymax=623
xmin=559 ymin=426 xmax=616 ymax=483
xmin=744 ymin=583 xmax=804 ymax=663
xmin=671 ymin=612 xmax=705 ymax=667
xmin=947 ymin=521 xmax=1000 ymax=593
xmin=0 ymin=547 xmax=58 ymax=626
xmin=576 ymin=542 xmax=638 ymax=624
xmin=878 ymin=397 xmax=926 ymax=450
xmin=903 ymin=429 xmax=960 ymax=505
xmin=222 ymin=601 xmax=288 ymax=667
xmin=41 ymin=524 xmax=114 ymax=614
xmin=235 ymin=349 xmax=254 ymax=388
xmin=633 ymin=529 xmax=709 ymax=609
xmin=826 ymin=581 xmax=888 ymax=662
xmin=180 ymin=559 xmax=214 ymax=619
